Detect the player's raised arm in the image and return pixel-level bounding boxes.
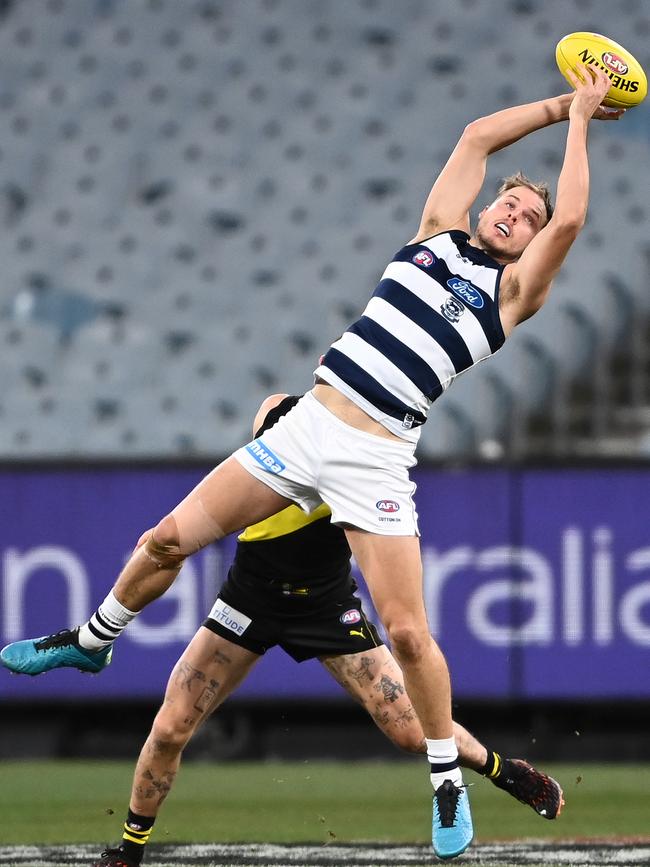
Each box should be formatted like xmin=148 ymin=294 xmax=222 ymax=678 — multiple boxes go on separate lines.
xmin=410 ymin=93 xmax=577 ymax=243
xmin=409 ymin=79 xmax=627 ymax=247
xmin=499 ymin=65 xmax=616 ymax=333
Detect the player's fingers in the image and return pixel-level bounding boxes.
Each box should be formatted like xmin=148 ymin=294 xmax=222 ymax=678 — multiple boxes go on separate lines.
xmin=564 ymin=67 xmax=580 ymax=88
xmin=584 ymin=62 xmax=598 ymax=83
xmin=599 ymin=106 xmax=625 ymax=120
xmin=592 ymin=65 xmax=613 ymax=93
xmin=572 ymin=63 xmax=594 ymax=87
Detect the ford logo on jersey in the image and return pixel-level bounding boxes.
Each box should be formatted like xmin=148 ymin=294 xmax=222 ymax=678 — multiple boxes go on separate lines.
xmin=447 ymin=277 xmax=484 ymax=308
xmin=376 ymin=499 xmax=400 ymax=512
xmin=246 ymin=439 xmax=285 ymax=474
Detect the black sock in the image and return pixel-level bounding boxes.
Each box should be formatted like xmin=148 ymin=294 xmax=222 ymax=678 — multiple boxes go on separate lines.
xmin=120 ymin=809 xmax=155 ymax=865
xmin=480 ymin=749 xmax=503 ymax=779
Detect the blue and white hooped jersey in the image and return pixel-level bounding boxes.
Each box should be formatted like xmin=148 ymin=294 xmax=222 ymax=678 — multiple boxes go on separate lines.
xmin=315 ymin=230 xmax=506 ymax=443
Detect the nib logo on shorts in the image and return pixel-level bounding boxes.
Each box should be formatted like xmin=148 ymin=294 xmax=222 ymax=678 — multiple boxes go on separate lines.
xmin=246 ymin=439 xmax=285 ymax=474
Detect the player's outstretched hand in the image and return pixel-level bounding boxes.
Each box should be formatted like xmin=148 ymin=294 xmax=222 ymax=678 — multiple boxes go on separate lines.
xmin=566 ymin=63 xmax=625 ymax=120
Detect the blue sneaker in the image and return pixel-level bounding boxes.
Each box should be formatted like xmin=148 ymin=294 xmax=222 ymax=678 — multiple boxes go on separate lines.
xmin=432 ymin=779 xmax=473 ymax=860
xmin=0 ymin=628 xmax=112 ymax=676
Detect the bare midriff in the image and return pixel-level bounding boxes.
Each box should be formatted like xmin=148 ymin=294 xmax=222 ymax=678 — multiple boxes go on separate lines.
xmin=312 ymin=381 xmax=402 ymax=441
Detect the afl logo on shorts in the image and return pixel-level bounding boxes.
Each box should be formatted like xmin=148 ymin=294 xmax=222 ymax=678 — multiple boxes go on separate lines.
xmin=412 ymin=250 xmax=435 ymax=267
xmin=376 ymin=499 xmax=400 ymax=513
xmin=340 ymin=609 xmax=361 ymax=625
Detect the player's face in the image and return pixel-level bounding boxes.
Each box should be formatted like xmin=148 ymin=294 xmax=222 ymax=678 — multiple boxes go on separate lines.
xmin=475 ymin=187 xmax=547 ymax=262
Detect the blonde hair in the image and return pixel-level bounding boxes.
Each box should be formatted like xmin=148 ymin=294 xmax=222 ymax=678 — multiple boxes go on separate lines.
xmin=497 ymin=172 xmax=553 ymax=224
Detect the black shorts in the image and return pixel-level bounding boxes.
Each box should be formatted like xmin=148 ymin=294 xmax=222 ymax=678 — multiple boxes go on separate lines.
xmin=202 ymin=579 xmax=383 ymax=663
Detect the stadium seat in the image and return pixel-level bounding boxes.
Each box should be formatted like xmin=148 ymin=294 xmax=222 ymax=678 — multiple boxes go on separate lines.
xmin=0 ymin=0 xmax=648 ymax=458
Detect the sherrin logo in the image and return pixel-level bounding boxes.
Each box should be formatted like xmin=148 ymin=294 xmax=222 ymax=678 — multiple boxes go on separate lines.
xmin=412 ymin=250 xmax=435 ymax=267
xmin=447 ymin=277 xmax=484 ymax=309
xmin=376 ymin=499 xmax=400 ymax=513
xmin=602 ymin=51 xmax=628 ymax=75
xmin=340 ymin=609 xmax=361 ymax=625
xmin=245 ymin=439 xmax=285 ymax=474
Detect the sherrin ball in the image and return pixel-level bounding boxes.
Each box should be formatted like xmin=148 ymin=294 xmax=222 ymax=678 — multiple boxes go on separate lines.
xmin=555 ymin=31 xmax=647 ymax=108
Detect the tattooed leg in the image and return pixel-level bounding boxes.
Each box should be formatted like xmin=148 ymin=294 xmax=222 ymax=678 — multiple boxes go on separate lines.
xmin=321 ymin=645 xmax=426 ymax=754
xmin=321 ymin=645 xmax=489 ymax=768
xmin=130 ymin=626 xmax=259 ymax=817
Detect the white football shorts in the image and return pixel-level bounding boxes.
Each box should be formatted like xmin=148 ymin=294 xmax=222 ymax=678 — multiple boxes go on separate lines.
xmin=233 ymin=391 xmax=419 ymax=536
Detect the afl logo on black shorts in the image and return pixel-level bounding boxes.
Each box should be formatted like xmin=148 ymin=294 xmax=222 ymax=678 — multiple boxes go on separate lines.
xmin=340 ymin=609 xmax=361 ymax=625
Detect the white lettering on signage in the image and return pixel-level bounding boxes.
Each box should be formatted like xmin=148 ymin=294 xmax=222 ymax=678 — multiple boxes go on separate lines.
xmin=465 ymin=546 xmax=552 ymax=646
xmin=592 ymin=527 xmax=613 ymax=646
xmin=2 ymin=547 xmax=89 ymax=641
xmin=562 ymin=527 xmax=583 ymax=645
xmin=1 ymin=548 xmax=221 ymax=647
xmin=3 ymin=528 xmax=650 ymax=650
xmin=622 ymin=547 xmax=650 ymax=646
xmin=421 ymin=527 xmax=650 ymax=648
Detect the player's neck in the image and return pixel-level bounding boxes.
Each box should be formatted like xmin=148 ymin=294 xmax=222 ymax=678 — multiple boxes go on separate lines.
xmin=468 ymin=234 xmax=518 ymax=265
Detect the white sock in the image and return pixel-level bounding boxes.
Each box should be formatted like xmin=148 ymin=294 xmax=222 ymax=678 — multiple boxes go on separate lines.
xmin=426 ymin=736 xmax=463 ymax=789
xmin=77 ymin=591 xmax=137 ymax=651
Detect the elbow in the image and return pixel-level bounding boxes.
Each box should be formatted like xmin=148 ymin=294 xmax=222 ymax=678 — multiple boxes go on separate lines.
xmin=460 ymin=120 xmax=488 ymax=149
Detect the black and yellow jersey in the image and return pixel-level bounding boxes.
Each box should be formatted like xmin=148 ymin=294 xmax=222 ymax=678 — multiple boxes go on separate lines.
xmin=229 ymin=395 xmax=354 ymax=611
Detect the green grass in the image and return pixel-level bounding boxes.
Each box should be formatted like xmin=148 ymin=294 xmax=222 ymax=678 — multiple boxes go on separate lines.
xmin=0 ymin=760 xmax=646 ymax=845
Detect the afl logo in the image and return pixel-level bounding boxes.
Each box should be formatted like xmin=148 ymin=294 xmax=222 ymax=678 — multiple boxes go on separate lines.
xmin=340 ymin=609 xmax=361 ymax=625
xmin=376 ymin=499 xmax=400 ymax=513
xmin=602 ymin=51 xmax=628 ymax=75
xmin=412 ymin=250 xmax=435 ymax=267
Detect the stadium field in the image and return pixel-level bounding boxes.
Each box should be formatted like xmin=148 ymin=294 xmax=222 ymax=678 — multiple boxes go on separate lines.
xmin=1 ymin=761 xmax=647 ymax=866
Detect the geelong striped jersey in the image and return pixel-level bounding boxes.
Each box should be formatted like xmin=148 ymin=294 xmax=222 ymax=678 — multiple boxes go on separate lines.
xmin=315 ymin=230 xmax=506 ymax=443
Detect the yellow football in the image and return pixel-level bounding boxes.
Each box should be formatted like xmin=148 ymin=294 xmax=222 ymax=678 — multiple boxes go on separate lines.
xmin=555 ymin=31 xmax=647 ymax=108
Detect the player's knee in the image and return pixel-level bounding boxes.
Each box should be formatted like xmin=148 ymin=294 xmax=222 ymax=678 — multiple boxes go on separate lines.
xmin=142 ymin=514 xmax=186 ymax=569
xmin=392 ymin=730 xmax=427 ymax=755
xmin=385 ymin=619 xmax=429 ymax=665
xmin=150 ymin=706 xmax=196 ymax=752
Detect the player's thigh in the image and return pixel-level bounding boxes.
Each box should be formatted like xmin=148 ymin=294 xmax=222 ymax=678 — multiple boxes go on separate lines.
xmin=170 ymin=456 xmax=294 ymax=548
xmin=344 ymin=531 xmax=427 ymax=628
xmin=321 ymin=645 xmax=425 ymax=752
xmin=159 ymin=626 xmax=260 ymax=731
